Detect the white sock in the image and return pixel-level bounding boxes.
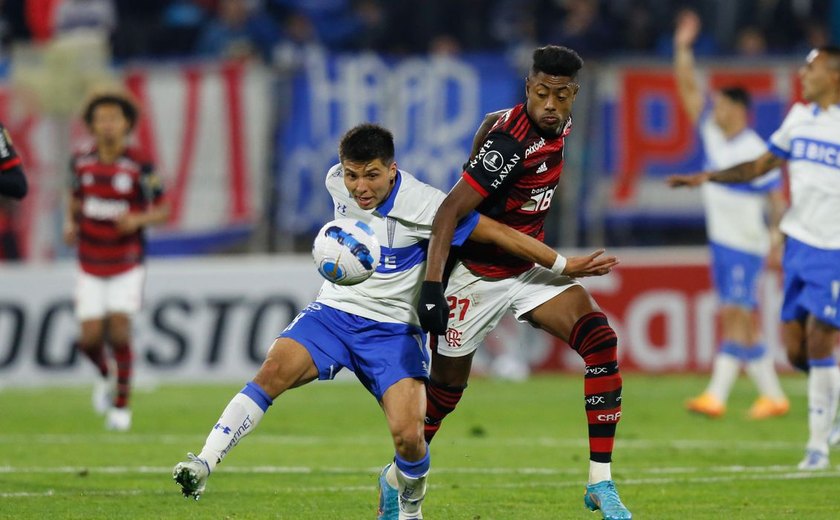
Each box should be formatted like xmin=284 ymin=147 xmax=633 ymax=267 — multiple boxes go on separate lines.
xmin=588 ymin=461 xmax=612 ymax=484
xmin=745 ymin=350 xmax=786 ymax=400
xmin=385 ymin=462 xmax=399 ymax=488
xmin=197 ymin=385 xmax=271 ymax=471
xmin=706 ymin=351 xmax=741 ymax=403
xmin=395 ymin=465 xmax=427 ymax=520
xmin=806 ymin=364 xmax=840 ymax=455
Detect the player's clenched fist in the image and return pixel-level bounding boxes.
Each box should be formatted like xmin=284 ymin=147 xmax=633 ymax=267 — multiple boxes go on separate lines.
xmin=417 ymin=281 xmax=449 ymax=335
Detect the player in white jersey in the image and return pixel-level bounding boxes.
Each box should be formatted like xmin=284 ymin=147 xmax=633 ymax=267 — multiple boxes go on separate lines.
xmin=671 ymin=10 xmax=789 ymax=420
xmin=669 ymin=46 xmax=840 ymax=470
xmin=172 ymin=124 xmax=617 ymax=518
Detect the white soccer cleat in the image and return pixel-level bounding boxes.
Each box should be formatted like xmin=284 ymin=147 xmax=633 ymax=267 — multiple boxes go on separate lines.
xmin=173 ymin=453 xmax=211 ymax=500
xmin=105 ymin=407 xmax=132 ymax=431
xmin=797 ymin=450 xmax=829 ymax=471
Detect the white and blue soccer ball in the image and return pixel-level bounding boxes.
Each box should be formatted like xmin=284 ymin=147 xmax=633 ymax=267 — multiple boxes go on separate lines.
xmin=312 ymin=218 xmax=381 ymax=286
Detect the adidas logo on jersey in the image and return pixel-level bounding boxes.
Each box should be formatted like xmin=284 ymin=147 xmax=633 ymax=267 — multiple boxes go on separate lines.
xmin=536 ymin=162 xmax=548 ymax=173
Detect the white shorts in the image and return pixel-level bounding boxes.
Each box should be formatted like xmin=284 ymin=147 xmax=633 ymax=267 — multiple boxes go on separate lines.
xmin=436 ymin=261 xmax=580 ymax=357
xmin=75 ymin=265 xmax=146 ymax=320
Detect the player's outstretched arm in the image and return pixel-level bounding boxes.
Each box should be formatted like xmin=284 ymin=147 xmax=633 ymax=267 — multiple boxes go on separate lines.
xmin=563 ymin=249 xmax=619 ymax=278
xmin=469 ymin=215 xmax=618 ymax=277
xmin=673 ymin=9 xmax=704 ymax=123
xmin=668 ymin=151 xmax=784 ymax=188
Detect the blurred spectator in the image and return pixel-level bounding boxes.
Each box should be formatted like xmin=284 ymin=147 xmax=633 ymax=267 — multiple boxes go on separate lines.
xmin=610 ymin=0 xmax=660 ymax=55
xmin=53 ymin=0 xmax=116 ymax=35
xmin=734 ymin=26 xmax=768 ymax=57
xmin=14 ymin=0 xmax=116 ymax=117
xmin=541 ymin=0 xmax=615 ymax=57
xmin=195 ymin=0 xmax=280 ymax=63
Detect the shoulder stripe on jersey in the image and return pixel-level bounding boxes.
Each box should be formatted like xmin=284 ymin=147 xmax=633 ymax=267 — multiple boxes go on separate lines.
xmin=462 ymin=172 xmax=489 ymax=197
xmin=500 ymin=111 xmax=521 ymax=132
xmin=511 ymin=117 xmax=528 ymax=141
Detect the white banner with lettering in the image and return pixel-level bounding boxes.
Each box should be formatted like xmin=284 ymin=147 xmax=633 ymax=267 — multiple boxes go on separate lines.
xmin=0 ymin=249 xmax=789 ymax=387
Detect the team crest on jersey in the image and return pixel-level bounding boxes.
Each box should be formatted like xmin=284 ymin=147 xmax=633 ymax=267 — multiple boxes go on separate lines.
xmin=112 ymin=172 xmax=133 ymax=193
xmin=482 ymin=150 xmax=504 ymax=172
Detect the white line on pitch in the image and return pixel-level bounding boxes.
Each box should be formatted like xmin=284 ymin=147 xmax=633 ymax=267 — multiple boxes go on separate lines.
xmin=0 ymin=464 xmax=828 ymax=477
xmin=2 ymin=470 xmax=839 ymax=499
xmin=0 ymin=434 xmax=805 ymax=450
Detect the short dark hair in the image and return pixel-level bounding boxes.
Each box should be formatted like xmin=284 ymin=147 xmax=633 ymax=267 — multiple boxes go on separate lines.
xmin=530 ymin=45 xmax=584 ymax=79
xmin=338 ymin=123 xmax=395 ymax=165
xmin=719 ymin=86 xmax=751 ymax=109
xmin=83 ymin=92 xmax=139 ymax=130
xmin=818 ymin=45 xmax=840 ymax=71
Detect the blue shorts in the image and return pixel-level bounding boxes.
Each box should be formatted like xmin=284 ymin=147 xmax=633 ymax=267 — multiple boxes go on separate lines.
xmin=279 ymin=303 xmax=429 ymax=401
xmin=709 ymin=242 xmax=764 ymax=309
xmin=780 ymin=237 xmax=840 ymax=328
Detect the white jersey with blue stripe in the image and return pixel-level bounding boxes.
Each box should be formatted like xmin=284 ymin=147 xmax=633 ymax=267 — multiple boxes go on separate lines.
xmin=769 ymin=103 xmax=840 ymax=249
xmin=699 ymin=115 xmax=781 ymax=255
xmin=316 ymin=164 xmax=479 ymax=327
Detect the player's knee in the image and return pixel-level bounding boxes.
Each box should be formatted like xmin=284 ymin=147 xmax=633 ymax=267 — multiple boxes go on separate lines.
xmin=78 ymin=332 xmax=104 ymax=350
xmin=391 ymin=427 xmax=425 ymax=460
xmin=429 ymin=355 xmax=472 ymax=387
xmin=570 ymin=312 xmax=618 ymax=365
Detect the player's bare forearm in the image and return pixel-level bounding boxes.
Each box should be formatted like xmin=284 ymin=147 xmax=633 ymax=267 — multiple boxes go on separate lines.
xmin=141 ymin=201 xmax=170 ymax=227
xmin=425 ymin=207 xmax=459 ymax=282
xmin=426 ymin=180 xmax=485 ymax=282
xmin=709 ymin=152 xmax=783 ymax=184
xmin=470 ymin=215 xmax=557 ymax=269
xmin=672 ymin=11 xmax=703 ymax=122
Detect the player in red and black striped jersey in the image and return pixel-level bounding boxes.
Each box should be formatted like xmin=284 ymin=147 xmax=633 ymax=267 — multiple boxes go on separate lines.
xmin=416 ymin=46 xmax=632 ymax=519
xmin=458 ymin=103 xmax=572 ymax=278
xmin=0 ymin=122 xmax=27 ymax=200
xmin=64 ymin=92 xmax=169 ymax=432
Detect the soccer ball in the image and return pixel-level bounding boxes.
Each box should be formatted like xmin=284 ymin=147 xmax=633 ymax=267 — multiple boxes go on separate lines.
xmin=312 ymin=218 xmax=381 ymax=286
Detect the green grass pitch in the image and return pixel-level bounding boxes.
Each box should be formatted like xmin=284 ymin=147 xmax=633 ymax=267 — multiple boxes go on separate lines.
xmin=1 ymin=374 xmax=835 ymax=519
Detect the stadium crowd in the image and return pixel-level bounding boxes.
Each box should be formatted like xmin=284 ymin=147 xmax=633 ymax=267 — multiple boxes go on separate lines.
xmin=0 ymin=0 xmax=837 ymax=63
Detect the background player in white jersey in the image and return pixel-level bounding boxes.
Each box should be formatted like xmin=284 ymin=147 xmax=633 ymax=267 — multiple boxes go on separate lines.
xmin=669 ymin=46 xmax=840 ymax=470
xmin=172 ymin=124 xmax=617 ymax=519
xmin=671 ymin=10 xmax=789 ymax=420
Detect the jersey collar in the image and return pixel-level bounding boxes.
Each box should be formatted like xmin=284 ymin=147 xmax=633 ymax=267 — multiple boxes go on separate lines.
xmin=374 ymin=170 xmax=402 ymax=217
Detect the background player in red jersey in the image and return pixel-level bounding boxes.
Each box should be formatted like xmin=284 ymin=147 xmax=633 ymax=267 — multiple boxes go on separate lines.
xmin=416 ymin=46 xmax=632 ymax=520
xmin=63 ymin=92 xmax=169 ymax=431
xmin=0 ymin=122 xmax=27 ymax=200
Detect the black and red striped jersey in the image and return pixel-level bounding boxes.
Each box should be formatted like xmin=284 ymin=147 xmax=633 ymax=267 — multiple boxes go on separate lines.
xmin=0 ymin=122 xmax=27 ymax=199
xmin=459 ymin=103 xmax=571 ymax=278
xmin=70 ymin=146 xmax=164 ymax=277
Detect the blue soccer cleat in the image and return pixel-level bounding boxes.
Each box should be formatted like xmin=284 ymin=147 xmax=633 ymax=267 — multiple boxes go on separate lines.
xmin=377 ymin=463 xmax=399 ymax=520
xmin=584 ymin=480 xmax=632 ymax=520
